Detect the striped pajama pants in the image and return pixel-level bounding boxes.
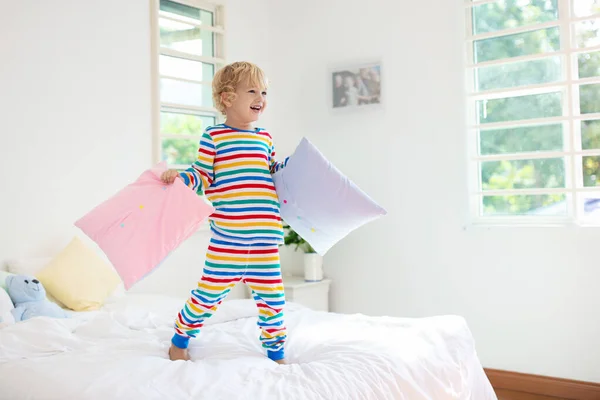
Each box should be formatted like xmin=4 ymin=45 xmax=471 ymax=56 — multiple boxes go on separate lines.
xmin=171 ymin=237 xmax=287 ymax=361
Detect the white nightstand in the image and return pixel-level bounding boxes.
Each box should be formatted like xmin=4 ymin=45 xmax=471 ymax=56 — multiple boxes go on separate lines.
xmin=281 ymin=275 xmax=331 ymax=312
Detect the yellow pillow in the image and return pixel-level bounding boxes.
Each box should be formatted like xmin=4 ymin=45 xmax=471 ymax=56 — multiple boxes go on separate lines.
xmin=36 ymin=236 xmax=121 ymax=311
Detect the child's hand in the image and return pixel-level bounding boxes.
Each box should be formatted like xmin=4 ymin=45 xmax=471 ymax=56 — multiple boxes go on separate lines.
xmin=161 ymin=169 xmax=181 ymax=184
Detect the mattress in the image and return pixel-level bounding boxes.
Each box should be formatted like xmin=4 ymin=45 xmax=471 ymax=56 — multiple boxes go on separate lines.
xmin=0 ymin=294 xmax=497 ymax=400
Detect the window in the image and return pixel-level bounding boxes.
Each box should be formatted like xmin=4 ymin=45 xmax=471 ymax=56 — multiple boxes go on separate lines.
xmin=151 ymin=0 xmax=225 ymax=169
xmin=466 ymin=0 xmax=600 ymax=225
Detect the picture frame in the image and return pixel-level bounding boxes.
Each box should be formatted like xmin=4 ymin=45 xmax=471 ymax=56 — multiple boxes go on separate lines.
xmin=329 ymin=61 xmax=382 ymax=111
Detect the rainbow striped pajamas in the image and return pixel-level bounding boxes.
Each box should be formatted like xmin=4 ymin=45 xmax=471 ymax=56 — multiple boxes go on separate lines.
xmin=172 ymin=237 xmax=286 ymax=360
xmin=172 ymin=124 xmax=289 ymax=360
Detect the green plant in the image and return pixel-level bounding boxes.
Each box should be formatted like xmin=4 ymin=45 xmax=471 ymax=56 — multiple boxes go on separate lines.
xmin=281 ymin=223 xmax=316 ymax=253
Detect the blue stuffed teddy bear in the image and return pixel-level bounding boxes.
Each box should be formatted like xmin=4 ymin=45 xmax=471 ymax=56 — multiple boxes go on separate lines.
xmin=5 ymin=275 xmax=67 ymax=321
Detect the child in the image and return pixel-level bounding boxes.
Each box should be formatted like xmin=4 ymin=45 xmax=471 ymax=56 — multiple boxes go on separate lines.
xmin=161 ymin=61 xmax=289 ymax=364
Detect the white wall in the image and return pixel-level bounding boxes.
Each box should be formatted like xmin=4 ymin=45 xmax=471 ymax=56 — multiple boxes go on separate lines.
xmin=263 ymin=0 xmax=600 ymax=383
xmin=0 ymin=0 xmax=153 ymax=260
xmin=0 ymin=0 xmax=273 ymax=300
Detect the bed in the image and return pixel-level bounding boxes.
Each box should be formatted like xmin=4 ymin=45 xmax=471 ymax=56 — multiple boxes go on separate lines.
xmin=0 ymin=293 xmax=497 ymax=399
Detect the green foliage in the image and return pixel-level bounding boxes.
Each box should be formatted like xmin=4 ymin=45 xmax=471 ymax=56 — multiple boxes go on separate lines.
xmin=160 ymin=112 xmax=215 ymax=165
xmin=162 ymin=138 xmax=200 ymax=166
xmin=473 ymin=0 xmax=600 ymax=215
xmin=583 ymin=156 xmax=600 ymax=187
xmin=281 ymin=223 xmax=316 ymax=254
xmin=160 ymin=112 xmax=206 ymax=135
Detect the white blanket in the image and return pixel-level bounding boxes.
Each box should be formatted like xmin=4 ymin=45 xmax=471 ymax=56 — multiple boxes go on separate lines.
xmin=0 ymin=295 xmax=497 ymax=400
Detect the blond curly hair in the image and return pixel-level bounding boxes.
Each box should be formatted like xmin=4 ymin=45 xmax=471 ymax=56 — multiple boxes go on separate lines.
xmin=212 ymin=61 xmax=268 ymax=115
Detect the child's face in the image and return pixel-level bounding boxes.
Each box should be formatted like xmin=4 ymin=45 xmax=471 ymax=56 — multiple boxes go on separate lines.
xmin=225 ymin=79 xmax=268 ymax=123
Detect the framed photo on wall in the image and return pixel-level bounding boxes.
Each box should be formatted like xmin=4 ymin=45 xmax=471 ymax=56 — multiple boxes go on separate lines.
xmin=330 ymin=61 xmax=382 ymax=111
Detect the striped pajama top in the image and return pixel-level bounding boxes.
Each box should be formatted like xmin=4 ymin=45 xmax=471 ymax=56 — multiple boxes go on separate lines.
xmin=179 ymin=124 xmax=288 ymax=244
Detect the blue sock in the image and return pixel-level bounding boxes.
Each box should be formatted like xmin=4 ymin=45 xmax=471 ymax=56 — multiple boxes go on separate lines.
xmin=267 ymin=348 xmax=285 ymax=361
xmin=171 ymin=333 xmax=190 ymax=349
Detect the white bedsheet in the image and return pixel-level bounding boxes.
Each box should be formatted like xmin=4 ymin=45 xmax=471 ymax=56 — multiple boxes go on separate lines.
xmin=0 ymin=294 xmax=497 ymax=400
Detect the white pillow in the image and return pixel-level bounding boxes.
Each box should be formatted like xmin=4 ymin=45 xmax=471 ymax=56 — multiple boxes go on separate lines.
xmin=273 ymin=137 xmax=387 ymax=255
xmin=5 ymin=257 xmax=52 ymax=276
xmin=0 ymin=287 xmax=14 ymax=328
xmin=0 ymin=270 xmax=15 ymax=291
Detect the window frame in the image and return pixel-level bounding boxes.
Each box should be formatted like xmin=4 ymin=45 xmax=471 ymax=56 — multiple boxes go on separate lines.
xmin=465 ymin=0 xmax=600 ymax=226
xmin=150 ymin=0 xmax=226 ymax=170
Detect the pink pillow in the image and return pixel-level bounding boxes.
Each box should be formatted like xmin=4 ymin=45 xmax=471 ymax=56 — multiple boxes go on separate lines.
xmin=75 ymin=162 xmax=214 ymax=289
